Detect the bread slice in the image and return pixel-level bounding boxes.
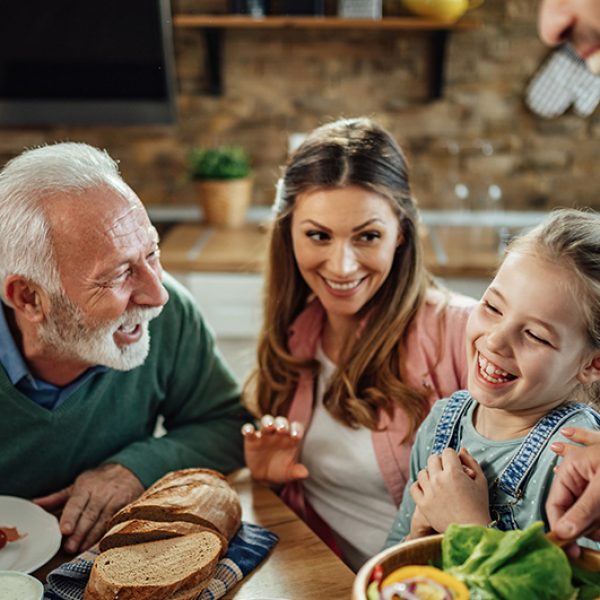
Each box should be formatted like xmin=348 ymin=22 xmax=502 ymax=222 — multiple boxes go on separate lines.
xmin=109 ymin=469 xmax=241 ymax=541
xmin=84 ymin=531 xmax=221 ymax=600
xmin=99 ymin=519 xmax=228 ymax=556
xmin=170 ymin=576 xmax=212 ymax=600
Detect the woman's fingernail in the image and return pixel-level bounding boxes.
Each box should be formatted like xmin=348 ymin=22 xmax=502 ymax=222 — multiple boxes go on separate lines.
xmin=561 ymin=427 xmax=574 ymax=436
xmin=551 ymin=442 xmax=564 ymax=453
xmin=241 ymin=423 xmax=255 ymax=436
xmin=290 ymin=422 xmax=304 ymax=437
xmin=274 ymin=416 xmax=289 ymax=430
xmin=260 ymin=414 xmax=274 ymax=428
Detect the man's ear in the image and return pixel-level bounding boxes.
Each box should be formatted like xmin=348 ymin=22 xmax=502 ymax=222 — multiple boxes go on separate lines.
xmin=3 ymin=275 xmax=46 ymax=323
xmin=578 ymin=354 xmax=600 ymax=385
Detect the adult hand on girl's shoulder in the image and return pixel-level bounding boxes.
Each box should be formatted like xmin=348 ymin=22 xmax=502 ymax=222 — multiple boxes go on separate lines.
xmin=410 ymin=448 xmax=490 ymax=533
xmin=547 ymin=427 xmax=600 ymax=553
xmin=551 ymin=426 xmax=600 ymax=457
xmin=241 ymin=414 xmax=309 ymax=485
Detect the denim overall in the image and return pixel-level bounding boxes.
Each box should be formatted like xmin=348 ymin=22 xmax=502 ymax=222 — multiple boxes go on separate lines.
xmin=431 ymin=390 xmax=600 ymax=531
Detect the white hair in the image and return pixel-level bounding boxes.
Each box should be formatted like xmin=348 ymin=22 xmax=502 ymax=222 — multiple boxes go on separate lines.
xmin=0 ymin=142 xmax=130 ymax=299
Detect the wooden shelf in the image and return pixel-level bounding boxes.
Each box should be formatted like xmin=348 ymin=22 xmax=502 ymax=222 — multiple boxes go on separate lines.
xmin=173 ymin=15 xmax=479 ymax=31
xmin=173 ymin=14 xmax=480 ymax=97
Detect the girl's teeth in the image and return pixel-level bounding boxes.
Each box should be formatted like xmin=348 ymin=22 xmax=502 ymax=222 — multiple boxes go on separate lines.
xmin=326 ymin=279 xmax=361 ymax=291
xmin=478 ymin=354 xmax=512 ymax=383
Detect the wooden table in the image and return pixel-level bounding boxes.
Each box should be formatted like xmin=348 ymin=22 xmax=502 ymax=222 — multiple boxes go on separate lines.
xmin=33 ymin=470 xmax=355 ymax=598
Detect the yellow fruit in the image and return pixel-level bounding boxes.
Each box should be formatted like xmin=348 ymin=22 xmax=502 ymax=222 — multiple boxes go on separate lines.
xmin=402 ymin=0 xmax=482 ymax=23
xmin=381 ymin=565 xmax=469 ymax=599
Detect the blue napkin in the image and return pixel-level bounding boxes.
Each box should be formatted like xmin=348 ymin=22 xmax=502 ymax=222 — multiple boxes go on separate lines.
xmin=44 ymin=522 xmax=278 ymax=600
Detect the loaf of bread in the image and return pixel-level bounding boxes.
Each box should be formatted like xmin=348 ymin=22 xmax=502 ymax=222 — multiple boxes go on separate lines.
xmin=108 ymin=468 xmax=241 ymax=541
xmin=99 ymin=518 xmax=228 ymax=556
xmin=84 ymin=531 xmax=221 ymax=600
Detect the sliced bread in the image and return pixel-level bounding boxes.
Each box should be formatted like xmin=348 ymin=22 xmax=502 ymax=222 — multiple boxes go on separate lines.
xmin=84 ymin=530 xmax=221 ymax=600
xmin=108 ymin=469 xmax=241 ymax=541
xmin=99 ymin=519 xmax=228 ymax=556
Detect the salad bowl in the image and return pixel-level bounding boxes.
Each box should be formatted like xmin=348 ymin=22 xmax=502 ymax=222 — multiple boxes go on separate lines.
xmin=352 ymin=534 xmax=443 ymax=599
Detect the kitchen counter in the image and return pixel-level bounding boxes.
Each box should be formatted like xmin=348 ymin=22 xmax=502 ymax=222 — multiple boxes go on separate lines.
xmin=159 ymin=221 xmax=508 ymax=279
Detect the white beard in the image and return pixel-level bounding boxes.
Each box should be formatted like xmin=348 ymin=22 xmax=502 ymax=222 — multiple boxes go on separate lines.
xmin=38 ymin=293 xmax=163 ymax=371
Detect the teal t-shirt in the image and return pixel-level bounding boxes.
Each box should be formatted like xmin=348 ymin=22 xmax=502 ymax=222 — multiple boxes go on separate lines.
xmin=0 ymin=273 xmax=249 ymax=498
xmin=385 ymin=396 xmax=600 ymax=548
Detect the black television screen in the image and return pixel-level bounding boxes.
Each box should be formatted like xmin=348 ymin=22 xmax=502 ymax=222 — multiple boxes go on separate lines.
xmin=0 ymin=0 xmax=177 ymax=125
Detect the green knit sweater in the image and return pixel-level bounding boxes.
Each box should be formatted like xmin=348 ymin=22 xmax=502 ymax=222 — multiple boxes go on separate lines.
xmin=0 ymin=274 xmax=248 ymax=498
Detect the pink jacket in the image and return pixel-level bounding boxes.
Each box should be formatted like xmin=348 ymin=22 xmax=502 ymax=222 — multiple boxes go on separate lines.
xmin=281 ymin=289 xmax=475 ymax=548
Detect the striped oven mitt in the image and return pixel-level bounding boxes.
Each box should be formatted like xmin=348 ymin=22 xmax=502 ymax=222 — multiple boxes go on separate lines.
xmin=526 ymin=43 xmax=600 ymax=118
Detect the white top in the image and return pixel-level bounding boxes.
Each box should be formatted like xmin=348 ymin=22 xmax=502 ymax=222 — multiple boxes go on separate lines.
xmin=300 ymin=343 xmax=398 ymax=572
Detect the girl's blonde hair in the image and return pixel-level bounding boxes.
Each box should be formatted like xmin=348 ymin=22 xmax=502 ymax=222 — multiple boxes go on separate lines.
xmin=244 ymin=117 xmax=435 ymax=435
xmin=508 ymin=208 xmax=600 ymax=404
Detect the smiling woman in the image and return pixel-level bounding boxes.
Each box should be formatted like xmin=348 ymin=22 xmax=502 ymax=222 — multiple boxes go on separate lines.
xmin=241 ymin=117 xmax=476 ymax=571
xmin=291 ymin=186 xmax=402 ymax=331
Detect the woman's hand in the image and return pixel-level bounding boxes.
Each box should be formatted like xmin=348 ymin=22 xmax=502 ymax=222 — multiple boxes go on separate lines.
xmin=410 ymin=448 xmax=490 ymax=533
xmin=551 ymin=427 xmax=600 ymax=458
xmin=242 ymin=414 xmax=309 ymax=485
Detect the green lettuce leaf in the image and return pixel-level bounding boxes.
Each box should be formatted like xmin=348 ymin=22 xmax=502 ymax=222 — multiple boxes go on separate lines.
xmin=571 ymin=562 xmax=600 ymax=600
xmin=442 ymin=522 xmax=576 ymax=600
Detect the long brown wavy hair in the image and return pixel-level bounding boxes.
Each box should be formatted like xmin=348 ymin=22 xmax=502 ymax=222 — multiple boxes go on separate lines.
xmin=244 ymin=117 xmax=435 ymax=437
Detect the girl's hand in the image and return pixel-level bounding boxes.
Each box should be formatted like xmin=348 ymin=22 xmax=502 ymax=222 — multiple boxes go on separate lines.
xmin=410 ymin=448 xmax=490 ymax=533
xmin=551 ymin=427 xmax=600 ymax=457
xmin=242 ymin=415 xmax=309 ymax=485
xmin=407 ymin=505 xmax=436 ymax=540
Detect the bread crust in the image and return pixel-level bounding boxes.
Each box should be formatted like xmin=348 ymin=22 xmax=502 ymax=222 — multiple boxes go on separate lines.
xmin=99 ymin=519 xmax=228 ymax=556
xmin=109 ymin=469 xmax=241 ymax=541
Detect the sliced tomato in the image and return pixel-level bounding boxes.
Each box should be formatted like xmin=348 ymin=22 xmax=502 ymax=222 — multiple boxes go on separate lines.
xmin=0 ymin=526 xmax=25 ymax=542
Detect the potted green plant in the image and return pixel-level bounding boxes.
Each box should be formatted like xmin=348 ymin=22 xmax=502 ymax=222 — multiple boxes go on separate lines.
xmin=188 ymin=146 xmax=253 ymax=228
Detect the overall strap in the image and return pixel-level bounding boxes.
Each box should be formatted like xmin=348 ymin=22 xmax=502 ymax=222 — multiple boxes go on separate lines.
xmin=431 ymin=390 xmax=473 ymax=455
xmin=496 ymin=402 xmax=600 ymax=498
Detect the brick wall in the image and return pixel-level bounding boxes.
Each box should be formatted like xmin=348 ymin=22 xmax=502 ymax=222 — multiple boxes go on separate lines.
xmin=0 ymin=0 xmax=598 ymax=211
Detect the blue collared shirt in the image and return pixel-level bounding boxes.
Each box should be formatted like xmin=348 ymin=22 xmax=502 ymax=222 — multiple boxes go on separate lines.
xmin=0 ymin=302 xmax=106 ymax=410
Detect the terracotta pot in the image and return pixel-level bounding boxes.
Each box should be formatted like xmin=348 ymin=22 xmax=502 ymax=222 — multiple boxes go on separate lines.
xmin=195 ymin=177 xmax=253 ymax=228
xmin=352 ymin=534 xmax=443 ymax=600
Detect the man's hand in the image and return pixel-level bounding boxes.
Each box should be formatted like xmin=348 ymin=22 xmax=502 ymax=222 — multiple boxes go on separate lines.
xmin=242 ymin=414 xmax=309 ymax=485
xmin=547 ymin=427 xmax=600 ymax=555
xmin=411 ymin=448 xmax=490 ymax=533
xmin=33 ymin=463 xmax=144 ymax=554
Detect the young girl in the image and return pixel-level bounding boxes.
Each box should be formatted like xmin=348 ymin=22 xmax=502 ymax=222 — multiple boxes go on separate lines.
xmin=241 ymin=117 xmax=475 ymax=570
xmin=385 ymin=208 xmax=600 ymax=547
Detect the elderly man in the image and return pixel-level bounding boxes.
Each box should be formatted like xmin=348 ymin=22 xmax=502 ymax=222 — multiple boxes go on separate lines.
xmin=538 ymin=0 xmax=600 ymax=549
xmin=0 ymin=142 xmax=248 ymax=553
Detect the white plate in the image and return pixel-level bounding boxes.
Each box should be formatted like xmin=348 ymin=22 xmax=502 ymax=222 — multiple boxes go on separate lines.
xmin=0 ymin=496 xmax=62 ymax=573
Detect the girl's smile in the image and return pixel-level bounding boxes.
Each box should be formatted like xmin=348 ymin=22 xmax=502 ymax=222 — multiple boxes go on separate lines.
xmin=476 ymin=352 xmax=516 ymax=385
xmin=466 ymin=249 xmax=597 ymax=437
